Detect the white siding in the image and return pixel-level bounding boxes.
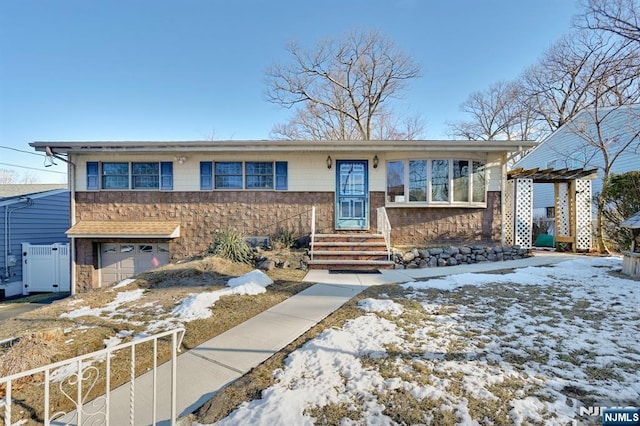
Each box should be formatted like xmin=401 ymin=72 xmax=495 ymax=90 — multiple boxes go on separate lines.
xmin=73 ymin=150 xmax=505 ymax=193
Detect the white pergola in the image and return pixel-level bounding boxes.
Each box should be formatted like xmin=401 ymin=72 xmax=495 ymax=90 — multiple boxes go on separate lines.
xmin=504 ymin=167 xmax=598 ymax=251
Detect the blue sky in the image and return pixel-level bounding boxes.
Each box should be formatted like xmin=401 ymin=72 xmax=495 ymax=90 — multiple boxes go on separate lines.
xmin=0 ymin=0 xmax=578 ymax=183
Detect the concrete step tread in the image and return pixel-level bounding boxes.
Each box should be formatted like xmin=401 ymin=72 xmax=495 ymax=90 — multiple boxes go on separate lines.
xmin=311 ymin=250 xmax=390 ymax=256
xmin=307 ymin=259 xmax=395 ymax=265
xmin=313 ymin=241 xmax=387 ymax=247
xmin=315 ymin=233 xmax=384 ymax=238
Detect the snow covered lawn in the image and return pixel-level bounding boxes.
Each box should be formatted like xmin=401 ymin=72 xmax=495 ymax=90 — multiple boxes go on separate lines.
xmin=213 ymin=257 xmax=640 ymax=425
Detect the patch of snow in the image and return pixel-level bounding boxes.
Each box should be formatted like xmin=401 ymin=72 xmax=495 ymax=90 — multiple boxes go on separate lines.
xmin=358 ymin=298 xmax=404 ymax=316
xmin=113 ymin=278 xmax=136 ymax=289
xmin=227 ymin=269 xmax=273 ymax=288
xmin=61 ymin=289 xmax=145 ymax=319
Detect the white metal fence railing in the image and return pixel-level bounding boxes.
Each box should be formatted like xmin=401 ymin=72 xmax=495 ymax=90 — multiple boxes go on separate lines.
xmin=376 ymin=207 xmax=392 ymax=261
xmin=1 ymin=327 xmax=185 ymax=426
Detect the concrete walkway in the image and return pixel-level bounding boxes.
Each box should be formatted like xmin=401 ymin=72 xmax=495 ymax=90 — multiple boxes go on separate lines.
xmin=61 ymin=251 xmax=581 ymax=425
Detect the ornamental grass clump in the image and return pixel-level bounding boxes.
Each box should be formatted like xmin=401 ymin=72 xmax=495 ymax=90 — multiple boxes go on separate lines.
xmin=210 ymin=228 xmax=253 ymax=264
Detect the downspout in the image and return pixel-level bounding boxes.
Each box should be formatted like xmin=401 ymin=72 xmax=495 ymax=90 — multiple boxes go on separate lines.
xmin=69 ymin=156 xmax=77 ymax=295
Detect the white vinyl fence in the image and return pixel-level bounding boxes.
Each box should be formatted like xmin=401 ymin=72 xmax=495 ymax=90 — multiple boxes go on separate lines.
xmin=22 ymin=242 xmax=70 ymax=294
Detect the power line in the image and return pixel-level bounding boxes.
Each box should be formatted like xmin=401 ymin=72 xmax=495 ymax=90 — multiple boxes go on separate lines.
xmin=0 ymin=145 xmax=45 ymax=157
xmin=0 ymin=162 xmax=66 ymax=174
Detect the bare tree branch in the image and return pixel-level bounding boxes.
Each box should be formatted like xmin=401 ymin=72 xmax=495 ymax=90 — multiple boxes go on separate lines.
xmin=265 ymin=29 xmax=422 ymax=140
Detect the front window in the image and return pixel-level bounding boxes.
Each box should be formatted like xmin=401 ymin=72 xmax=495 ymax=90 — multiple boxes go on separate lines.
xmin=386 ymin=161 xmax=405 ymax=203
xmin=215 ymin=162 xmax=243 ymax=189
xmin=102 ymin=163 xmax=129 ymax=189
xmin=387 ymin=158 xmax=486 ymax=207
xmin=246 ymin=162 xmax=274 ymax=189
xmin=431 ymin=160 xmax=449 ymax=202
xmin=452 ymin=160 xmax=469 ymax=202
xmin=409 ymin=160 xmax=427 ymax=202
xmin=132 ymin=163 xmax=160 ymax=189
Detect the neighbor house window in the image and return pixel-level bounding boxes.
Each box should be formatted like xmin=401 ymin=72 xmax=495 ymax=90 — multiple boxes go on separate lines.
xmin=246 ymin=162 xmax=273 ymax=189
xmin=90 ymin=161 xmax=172 ymax=190
xmin=387 ymin=158 xmax=486 ymax=206
xmin=215 ymin=162 xmax=243 ymax=189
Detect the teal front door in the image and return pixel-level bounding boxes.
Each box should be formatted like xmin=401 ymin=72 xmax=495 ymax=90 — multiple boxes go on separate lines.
xmin=335 ymin=160 xmax=369 ymax=230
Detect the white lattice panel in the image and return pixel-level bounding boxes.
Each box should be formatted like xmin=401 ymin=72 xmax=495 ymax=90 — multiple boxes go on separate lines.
xmin=555 ymin=182 xmax=571 ymax=237
xmin=504 ymin=179 xmax=515 ymax=245
xmin=514 ymin=179 xmax=533 ymax=248
xmin=575 ymin=179 xmax=592 ymax=250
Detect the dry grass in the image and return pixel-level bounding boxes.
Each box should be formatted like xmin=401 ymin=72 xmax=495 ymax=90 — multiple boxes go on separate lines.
xmin=0 ymin=251 xmax=310 ymax=424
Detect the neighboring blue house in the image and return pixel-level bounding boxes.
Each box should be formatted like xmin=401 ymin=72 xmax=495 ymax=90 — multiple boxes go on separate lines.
xmin=0 ymin=184 xmax=70 ymax=298
xmin=515 ymin=104 xmax=640 ymax=220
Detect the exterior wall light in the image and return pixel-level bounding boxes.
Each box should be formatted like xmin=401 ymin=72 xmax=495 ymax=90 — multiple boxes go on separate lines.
xmin=326 ymin=155 xmax=332 ymax=169
xmin=373 ymin=155 xmax=379 ymax=169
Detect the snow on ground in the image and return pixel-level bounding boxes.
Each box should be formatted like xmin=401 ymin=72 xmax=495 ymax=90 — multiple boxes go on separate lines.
xmin=212 ymin=257 xmax=640 ymax=425
xmin=59 ymin=269 xmax=273 ymax=336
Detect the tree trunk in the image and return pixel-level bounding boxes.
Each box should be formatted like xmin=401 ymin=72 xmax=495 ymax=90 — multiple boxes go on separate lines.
xmin=595 ymin=173 xmax=610 ymax=254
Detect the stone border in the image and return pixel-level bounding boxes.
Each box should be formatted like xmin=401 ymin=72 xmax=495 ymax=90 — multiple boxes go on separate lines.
xmin=392 ymin=245 xmax=532 ymax=269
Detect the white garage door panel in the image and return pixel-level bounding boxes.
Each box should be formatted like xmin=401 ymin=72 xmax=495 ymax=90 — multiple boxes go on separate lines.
xmin=101 ymin=243 xmax=169 ymax=286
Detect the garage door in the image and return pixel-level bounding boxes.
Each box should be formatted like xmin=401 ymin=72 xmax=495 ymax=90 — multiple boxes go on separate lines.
xmin=101 ymin=243 xmax=170 ymax=285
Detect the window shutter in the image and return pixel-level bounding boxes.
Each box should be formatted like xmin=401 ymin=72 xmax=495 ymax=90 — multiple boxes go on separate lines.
xmin=87 ymin=162 xmax=99 ymax=190
xmin=200 ymin=162 xmax=213 ymax=190
xmin=275 ymin=161 xmax=288 ymax=190
xmin=160 ymin=162 xmax=173 ymax=190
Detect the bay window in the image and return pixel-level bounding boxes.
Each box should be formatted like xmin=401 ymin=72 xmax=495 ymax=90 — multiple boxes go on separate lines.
xmin=386 ymin=158 xmax=486 ymax=206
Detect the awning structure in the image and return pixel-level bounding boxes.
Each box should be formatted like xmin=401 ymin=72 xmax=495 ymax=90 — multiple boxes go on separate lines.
xmin=66 ymin=221 xmax=181 ymax=238
xmin=507 ymin=167 xmax=598 ymax=183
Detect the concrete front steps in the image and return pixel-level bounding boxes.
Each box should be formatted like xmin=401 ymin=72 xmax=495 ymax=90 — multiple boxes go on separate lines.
xmin=308 ymin=233 xmax=395 ymax=271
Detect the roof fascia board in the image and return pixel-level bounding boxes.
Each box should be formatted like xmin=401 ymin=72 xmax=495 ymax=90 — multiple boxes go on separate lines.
xmin=31 ymin=140 xmax=537 ymax=154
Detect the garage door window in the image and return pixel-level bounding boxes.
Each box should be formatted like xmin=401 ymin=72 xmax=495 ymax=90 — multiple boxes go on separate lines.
xmin=139 ymin=244 xmax=153 ymax=253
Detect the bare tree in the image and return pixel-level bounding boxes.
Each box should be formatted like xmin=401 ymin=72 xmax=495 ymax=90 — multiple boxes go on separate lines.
xmin=0 ymin=169 xmax=41 ymax=184
xmin=265 ymin=29 xmax=422 ymax=140
xmin=0 ymin=169 xmax=18 ymax=184
xmin=521 ymin=31 xmax=639 ymax=133
xmin=579 ymin=0 xmax=640 ymax=43
xmin=447 ymin=81 xmax=539 ymax=141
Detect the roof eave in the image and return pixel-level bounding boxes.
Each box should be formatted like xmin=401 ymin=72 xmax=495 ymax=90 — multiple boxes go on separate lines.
xmin=31 ymin=140 xmax=538 ymax=154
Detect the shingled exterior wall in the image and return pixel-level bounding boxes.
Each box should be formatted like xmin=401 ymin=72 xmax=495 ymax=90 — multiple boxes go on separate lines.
xmin=73 ymin=190 xmax=501 ymax=290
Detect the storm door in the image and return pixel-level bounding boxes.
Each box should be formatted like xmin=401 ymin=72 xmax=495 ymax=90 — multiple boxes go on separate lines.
xmin=335 ymin=160 xmax=369 ymax=230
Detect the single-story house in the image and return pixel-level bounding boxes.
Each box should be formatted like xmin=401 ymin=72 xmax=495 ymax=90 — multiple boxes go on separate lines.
xmin=30 ymin=140 xmax=535 ymax=293
xmin=515 ymin=104 xmax=640 ymax=220
xmin=0 ymin=184 xmax=70 ymax=298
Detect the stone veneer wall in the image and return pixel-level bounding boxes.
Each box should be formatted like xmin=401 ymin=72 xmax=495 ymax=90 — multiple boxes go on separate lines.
xmin=74 ymin=191 xmax=335 ymax=290
xmin=370 ymin=191 xmax=502 ymax=246
xmin=73 ymin=190 xmax=501 ymax=290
